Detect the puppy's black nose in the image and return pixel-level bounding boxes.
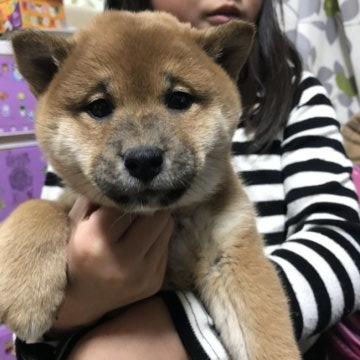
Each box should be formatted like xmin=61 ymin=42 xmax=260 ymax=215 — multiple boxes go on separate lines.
xmin=124 ymin=146 xmax=164 ymax=183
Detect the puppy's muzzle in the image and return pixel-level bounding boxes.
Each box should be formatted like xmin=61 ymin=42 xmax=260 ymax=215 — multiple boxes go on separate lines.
xmin=123 ymin=145 xmax=164 ymax=183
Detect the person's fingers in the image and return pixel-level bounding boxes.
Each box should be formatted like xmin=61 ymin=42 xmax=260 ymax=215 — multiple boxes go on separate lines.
xmin=145 ymin=216 xmax=173 ymax=259
xmin=121 ymin=211 xmax=171 ymax=257
xmin=69 ymin=196 xmax=94 ymax=224
xmin=155 ymin=243 xmax=169 ymax=281
xmin=87 ymin=207 xmax=136 ymax=243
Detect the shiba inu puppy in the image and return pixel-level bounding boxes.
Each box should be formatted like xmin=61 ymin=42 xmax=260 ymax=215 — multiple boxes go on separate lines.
xmin=0 ymin=11 xmax=300 ymax=359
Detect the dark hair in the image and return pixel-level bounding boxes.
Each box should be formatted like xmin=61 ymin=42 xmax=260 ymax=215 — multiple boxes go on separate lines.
xmin=105 ymin=0 xmax=302 ymax=151
xmin=105 ymin=0 xmax=151 ymax=11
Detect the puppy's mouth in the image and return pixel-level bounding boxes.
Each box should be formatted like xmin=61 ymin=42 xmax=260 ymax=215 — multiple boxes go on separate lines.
xmin=107 ymin=187 xmax=186 ymax=208
xmin=92 ymin=146 xmax=197 ymax=210
xmin=98 ymin=182 xmax=189 ymax=209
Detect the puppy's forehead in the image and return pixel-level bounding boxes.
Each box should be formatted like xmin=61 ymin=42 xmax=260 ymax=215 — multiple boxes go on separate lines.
xmin=76 ymin=12 xmax=194 ymax=59
xmin=66 ymin=12 xmax=213 ymax=87
xmin=49 ymin=11 xmax=227 ymax=108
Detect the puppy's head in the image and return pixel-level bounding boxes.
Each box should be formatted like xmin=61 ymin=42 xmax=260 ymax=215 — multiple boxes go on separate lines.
xmin=12 ymin=11 xmax=254 ymax=211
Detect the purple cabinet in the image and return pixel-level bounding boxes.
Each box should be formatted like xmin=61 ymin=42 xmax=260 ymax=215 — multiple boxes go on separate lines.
xmin=0 ymin=145 xmax=46 ymax=221
xmin=0 ymin=43 xmax=37 ymax=135
xmin=0 ymin=40 xmax=46 ymax=221
xmin=0 ymin=41 xmax=45 ymax=357
xmin=0 ymin=326 xmax=14 ymax=360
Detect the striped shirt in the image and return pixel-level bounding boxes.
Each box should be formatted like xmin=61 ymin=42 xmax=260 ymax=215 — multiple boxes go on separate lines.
xmin=231 ymin=72 xmax=360 ymax=353
xmin=34 ymin=72 xmax=360 ymax=359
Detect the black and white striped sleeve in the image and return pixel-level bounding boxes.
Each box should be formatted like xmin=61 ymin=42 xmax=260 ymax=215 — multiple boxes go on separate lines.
xmin=268 ymin=74 xmax=360 ymax=349
xmin=40 ymin=166 xmax=65 ymax=200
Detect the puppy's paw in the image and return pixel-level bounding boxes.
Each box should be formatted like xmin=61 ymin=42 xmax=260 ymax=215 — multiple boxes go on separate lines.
xmin=0 ymin=200 xmax=70 ymax=340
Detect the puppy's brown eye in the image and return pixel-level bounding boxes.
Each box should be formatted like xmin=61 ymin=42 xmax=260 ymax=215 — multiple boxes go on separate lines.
xmin=86 ymin=99 xmax=113 ymax=119
xmin=166 ymin=91 xmax=194 ymax=111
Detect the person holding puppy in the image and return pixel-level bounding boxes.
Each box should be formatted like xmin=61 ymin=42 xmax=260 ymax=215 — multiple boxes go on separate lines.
xmin=15 ymin=1 xmax=360 ymax=359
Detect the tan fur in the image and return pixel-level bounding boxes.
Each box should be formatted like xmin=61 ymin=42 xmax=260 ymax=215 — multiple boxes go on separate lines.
xmin=0 ymin=11 xmax=300 ymax=358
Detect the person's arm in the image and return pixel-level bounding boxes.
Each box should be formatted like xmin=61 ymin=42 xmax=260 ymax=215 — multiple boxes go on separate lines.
xmin=269 ymin=73 xmax=360 ymax=349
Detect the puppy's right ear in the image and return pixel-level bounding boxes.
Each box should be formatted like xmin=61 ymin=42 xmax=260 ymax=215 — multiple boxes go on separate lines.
xmin=11 ymin=30 xmax=73 ymax=97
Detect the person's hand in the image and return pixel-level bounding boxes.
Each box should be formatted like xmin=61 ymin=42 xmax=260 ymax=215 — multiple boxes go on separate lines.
xmin=51 ymin=196 xmax=173 ymax=334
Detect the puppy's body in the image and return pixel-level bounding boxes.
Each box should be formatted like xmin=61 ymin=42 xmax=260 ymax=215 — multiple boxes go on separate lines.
xmin=0 ymin=11 xmax=300 ymax=359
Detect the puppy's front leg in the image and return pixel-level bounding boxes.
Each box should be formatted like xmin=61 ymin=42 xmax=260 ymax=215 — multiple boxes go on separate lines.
xmin=0 ymin=199 xmax=70 ymax=341
xmin=196 ymin=230 xmax=300 ymax=360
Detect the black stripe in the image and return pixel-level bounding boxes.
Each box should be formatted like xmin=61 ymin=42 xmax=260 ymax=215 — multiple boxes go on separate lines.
xmin=286 ymin=203 xmax=360 ymax=230
xmin=291 ymin=238 xmax=355 ymax=317
xmin=271 ymin=249 xmax=331 ymax=335
xmin=236 ymin=121 xmax=245 ymax=129
xmin=240 ymin=170 xmax=282 ymax=186
xmin=283 ymin=159 xmax=351 ymax=178
xmin=263 ymin=231 xmax=286 ymax=246
xmin=271 ymin=261 xmax=303 ymax=340
xmin=282 ymin=136 xmax=344 ymax=153
xmin=292 ymin=76 xmax=322 ymax=108
xmin=284 ymin=117 xmax=340 ymax=139
xmin=256 ymin=200 xmax=286 ymax=217
xmin=308 ymin=227 xmax=360 ymax=274
xmin=161 ymin=292 xmax=211 ymax=360
xmin=15 ymin=338 xmax=56 ymax=360
xmin=44 ymin=171 xmax=64 ymax=187
xmin=286 ymin=182 xmax=357 ymax=203
xmin=232 ymin=140 xmax=281 ymax=156
xmin=299 ymin=94 xmax=333 ymax=108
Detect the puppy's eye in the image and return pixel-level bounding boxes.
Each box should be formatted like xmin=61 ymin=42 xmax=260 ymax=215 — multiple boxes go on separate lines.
xmin=165 ymin=91 xmax=194 ymax=111
xmin=86 ymin=99 xmax=113 ymax=119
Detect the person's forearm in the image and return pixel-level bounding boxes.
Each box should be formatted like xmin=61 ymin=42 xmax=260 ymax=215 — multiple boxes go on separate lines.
xmin=48 ymin=293 xmax=103 ymax=337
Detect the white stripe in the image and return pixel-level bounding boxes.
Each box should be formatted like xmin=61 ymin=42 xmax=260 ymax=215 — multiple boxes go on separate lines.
xmin=41 ymin=185 xmax=65 ymax=201
xmin=284 ymin=170 xmax=353 ymax=190
xmin=232 ymin=127 xmax=252 ymax=142
xmin=282 ymin=147 xmax=349 ymax=168
xmin=256 ymin=215 xmax=286 ymax=234
xmin=289 ymin=104 xmax=337 ymax=124
xmin=264 ymin=244 xmax=282 ymax=255
xmin=269 ymin=256 xmax=317 ymax=339
xmin=296 ymin=84 xmax=328 ymax=107
xmin=176 ymin=291 xmax=229 ymax=360
xmin=289 ymin=229 xmax=360 ymax=307
xmin=283 ymin=124 xmax=342 ymax=146
xmin=245 ymin=184 xmax=284 ymax=202
xmin=301 ymin=70 xmax=314 ymax=82
xmin=287 ymin=213 xmax=345 ymax=236
xmin=232 ymin=154 xmax=281 ymax=172
xmin=324 ymin=225 xmax=360 ymax=253
xmin=287 ymin=194 xmax=358 ymax=217
xmin=279 ymin=241 xmax=344 ymax=322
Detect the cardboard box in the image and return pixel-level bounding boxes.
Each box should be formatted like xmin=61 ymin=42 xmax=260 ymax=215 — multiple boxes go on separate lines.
xmin=0 ymin=0 xmax=66 ymax=33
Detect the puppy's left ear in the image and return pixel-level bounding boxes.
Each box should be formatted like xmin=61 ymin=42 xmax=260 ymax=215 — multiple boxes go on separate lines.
xmin=194 ymin=20 xmax=255 ymax=81
xmin=11 ymin=30 xmax=73 ymax=97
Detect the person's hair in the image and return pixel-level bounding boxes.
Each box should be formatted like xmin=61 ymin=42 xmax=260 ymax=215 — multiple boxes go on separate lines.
xmin=106 ymin=0 xmax=150 ymax=11
xmin=105 ymin=0 xmax=303 ymax=151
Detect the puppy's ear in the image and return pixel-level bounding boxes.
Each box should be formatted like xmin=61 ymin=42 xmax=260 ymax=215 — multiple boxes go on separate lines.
xmin=11 ymin=30 xmax=73 ymax=97
xmin=194 ymin=20 xmax=255 ymax=81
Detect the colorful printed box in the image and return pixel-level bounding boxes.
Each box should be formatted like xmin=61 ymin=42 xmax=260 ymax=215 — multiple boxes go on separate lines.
xmin=0 ymin=41 xmax=37 ymax=135
xmin=0 ymin=145 xmax=46 ymax=221
xmin=0 ymin=0 xmax=66 ymax=33
xmin=0 ymin=326 xmax=15 ymax=360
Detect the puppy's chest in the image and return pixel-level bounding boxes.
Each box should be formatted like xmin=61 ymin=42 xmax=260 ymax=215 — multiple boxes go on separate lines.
xmin=164 ymin=208 xmax=215 ymax=289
